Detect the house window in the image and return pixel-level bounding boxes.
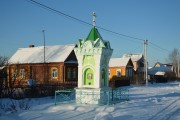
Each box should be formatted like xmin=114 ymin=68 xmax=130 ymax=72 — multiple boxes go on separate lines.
xmin=109 ymin=69 xmax=111 ymax=77
xmin=20 ymin=69 xmax=25 ymax=79
xmin=126 ymin=69 xmax=133 ymax=77
xmin=67 ymin=68 xmax=71 ymax=79
xmin=13 ymin=69 xmax=17 ymax=79
xmin=52 ymin=68 xmax=58 ymax=78
xmin=126 ymin=69 xmax=128 ymax=77
xmin=73 ymin=68 xmax=76 ymax=79
xmin=116 ymin=69 xmax=121 ymax=77
xmin=129 ymin=69 xmax=133 ymax=77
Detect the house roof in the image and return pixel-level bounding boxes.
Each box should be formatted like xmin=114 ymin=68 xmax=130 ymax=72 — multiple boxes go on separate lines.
xmin=8 ymin=44 xmax=76 ymax=64
xmin=86 ymin=27 xmax=103 ymax=41
xmin=122 ymin=54 xmax=143 ymax=62
xmin=109 ymin=57 xmax=131 ymax=67
xmin=0 ymin=66 xmax=5 ymax=70
xmin=148 ymin=62 xmax=173 ymax=75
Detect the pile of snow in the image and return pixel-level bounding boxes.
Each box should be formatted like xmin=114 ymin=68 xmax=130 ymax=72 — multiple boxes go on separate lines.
xmin=0 ymin=82 xmax=180 ymax=120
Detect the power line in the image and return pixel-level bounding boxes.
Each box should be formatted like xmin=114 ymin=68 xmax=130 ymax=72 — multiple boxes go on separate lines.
xmin=97 ymin=26 xmax=144 ymax=41
xmin=149 ymin=41 xmax=170 ymax=53
xmin=26 ymin=0 xmax=144 ymax=41
xmin=26 ymin=0 xmax=92 ymax=26
xmin=26 ymin=0 xmax=171 ymax=58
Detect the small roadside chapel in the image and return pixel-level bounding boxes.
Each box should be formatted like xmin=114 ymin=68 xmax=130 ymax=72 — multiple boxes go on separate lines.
xmin=74 ymin=12 xmax=113 ymax=104
xmin=54 ymin=13 xmax=130 ymax=105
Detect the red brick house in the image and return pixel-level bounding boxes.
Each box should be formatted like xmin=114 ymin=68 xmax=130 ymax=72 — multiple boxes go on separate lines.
xmin=7 ymin=44 xmax=78 ymax=87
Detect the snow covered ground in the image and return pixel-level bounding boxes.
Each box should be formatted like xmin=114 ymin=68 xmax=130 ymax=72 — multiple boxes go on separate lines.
xmin=0 ymin=82 xmax=180 ymax=120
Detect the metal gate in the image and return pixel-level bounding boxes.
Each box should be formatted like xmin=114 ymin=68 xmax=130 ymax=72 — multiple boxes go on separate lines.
xmin=54 ymin=88 xmax=129 ymax=106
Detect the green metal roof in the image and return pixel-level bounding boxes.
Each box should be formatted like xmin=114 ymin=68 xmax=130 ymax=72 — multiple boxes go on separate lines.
xmin=86 ymin=27 xmax=103 ymax=41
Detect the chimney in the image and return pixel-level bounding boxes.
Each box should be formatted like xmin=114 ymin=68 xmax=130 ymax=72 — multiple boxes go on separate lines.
xmin=29 ymin=45 xmax=35 ymax=48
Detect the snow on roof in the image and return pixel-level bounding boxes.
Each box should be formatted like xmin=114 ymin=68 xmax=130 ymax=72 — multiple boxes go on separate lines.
xmin=122 ymin=54 xmax=143 ymax=62
xmin=155 ymin=71 xmax=165 ymax=75
xmin=0 ymin=66 xmax=5 ymax=70
xmin=8 ymin=44 xmax=76 ymax=64
xmin=148 ymin=63 xmax=173 ymax=75
xmin=109 ymin=57 xmax=130 ymax=67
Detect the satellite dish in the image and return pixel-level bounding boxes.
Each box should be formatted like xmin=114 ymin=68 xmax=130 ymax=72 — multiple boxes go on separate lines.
xmin=27 ymin=79 xmax=36 ymax=86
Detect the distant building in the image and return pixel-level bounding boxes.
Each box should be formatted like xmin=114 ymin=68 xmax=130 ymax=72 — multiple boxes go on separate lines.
xmin=109 ymin=57 xmax=134 ymax=87
xmin=148 ymin=62 xmax=175 ymax=82
xmin=7 ymin=44 xmax=78 ymax=87
xmin=122 ymin=54 xmax=144 ymax=84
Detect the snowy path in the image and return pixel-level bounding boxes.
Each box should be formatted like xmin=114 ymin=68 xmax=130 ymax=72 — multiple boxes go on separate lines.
xmin=0 ymin=82 xmax=180 ymax=120
xmin=147 ymin=97 xmax=180 ymax=120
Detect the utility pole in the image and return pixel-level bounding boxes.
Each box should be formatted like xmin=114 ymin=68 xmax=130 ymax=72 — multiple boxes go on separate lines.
xmin=42 ymin=30 xmax=46 ymax=64
xmin=144 ymin=40 xmax=148 ymax=86
xmin=42 ymin=30 xmax=46 ymax=83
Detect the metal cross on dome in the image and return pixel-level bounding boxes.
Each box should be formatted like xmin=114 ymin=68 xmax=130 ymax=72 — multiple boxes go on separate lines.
xmin=92 ymin=12 xmax=96 ymax=27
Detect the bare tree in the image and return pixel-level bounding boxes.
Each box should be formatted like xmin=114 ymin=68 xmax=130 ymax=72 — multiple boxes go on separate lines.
xmin=0 ymin=55 xmax=8 ymax=98
xmin=168 ymin=48 xmax=179 ymax=77
xmin=0 ymin=55 xmax=8 ymax=67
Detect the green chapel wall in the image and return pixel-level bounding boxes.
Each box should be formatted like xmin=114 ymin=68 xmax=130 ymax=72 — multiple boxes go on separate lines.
xmin=82 ymin=55 xmax=96 ymax=85
xmin=82 ymin=55 xmax=95 ymax=66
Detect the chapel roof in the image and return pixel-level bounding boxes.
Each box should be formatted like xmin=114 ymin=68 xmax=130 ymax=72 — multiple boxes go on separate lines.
xmin=85 ymin=27 xmax=103 ymax=41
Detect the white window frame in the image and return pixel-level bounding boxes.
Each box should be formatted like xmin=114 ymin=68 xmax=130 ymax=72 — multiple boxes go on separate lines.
xmin=13 ymin=69 xmax=18 ymax=79
xmin=20 ymin=69 xmax=25 ymax=79
xmin=52 ymin=68 xmax=58 ymax=79
xmin=116 ymin=69 xmax=121 ymax=77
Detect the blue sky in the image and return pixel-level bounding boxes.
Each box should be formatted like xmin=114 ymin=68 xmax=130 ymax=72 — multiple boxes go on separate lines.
xmin=1 ymin=0 xmax=180 ymax=66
